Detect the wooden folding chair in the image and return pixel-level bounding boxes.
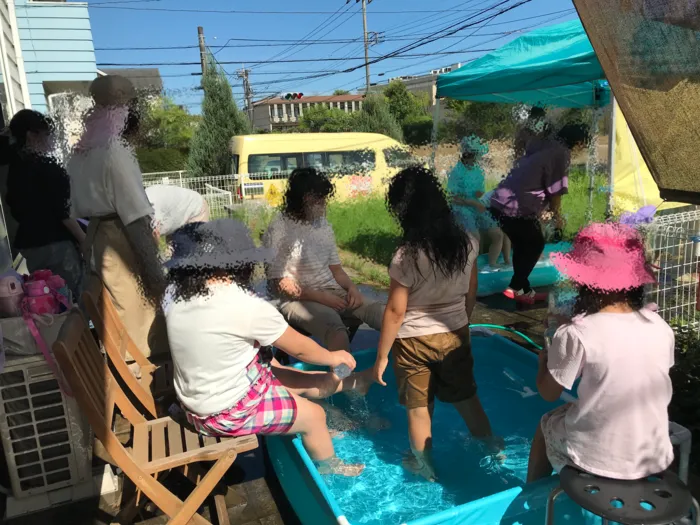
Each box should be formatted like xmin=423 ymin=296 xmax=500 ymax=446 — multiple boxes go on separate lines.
xmin=82 ymin=274 xmax=173 ymax=419
xmin=54 ymin=309 xmax=258 ymax=525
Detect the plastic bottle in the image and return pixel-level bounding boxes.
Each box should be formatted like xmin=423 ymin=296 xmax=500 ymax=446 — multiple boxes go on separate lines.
xmin=546 ymin=281 xmax=577 ymax=346
xmin=332 ymin=364 xmax=352 ymax=380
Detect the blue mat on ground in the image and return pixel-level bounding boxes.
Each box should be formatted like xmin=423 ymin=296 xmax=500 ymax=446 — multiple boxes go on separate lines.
xmin=476 ymin=242 xmax=571 ymax=297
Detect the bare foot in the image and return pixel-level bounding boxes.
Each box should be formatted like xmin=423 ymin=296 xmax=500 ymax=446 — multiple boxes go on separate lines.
xmin=366 ymin=415 xmax=392 ymax=433
xmin=402 ymin=450 xmax=438 ymax=482
xmin=316 ymin=457 xmax=365 ymax=477
xmin=347 ymin=368 xmax=374 ymax=396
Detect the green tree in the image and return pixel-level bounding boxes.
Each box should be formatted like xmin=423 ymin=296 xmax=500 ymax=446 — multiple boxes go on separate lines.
xmin=354 ymin=94 xmax=404 ymax=142
xmin=384 ymin=81 xmax=428 ymax=124
xmin=139 ymin=97 xmax=196 ymax=150
xmin=188 ymin=54 xmax=251 ymax=177
xmin=298 ymin=104 xmax=355 ymax=133
xmin=333 ymin=89 xmax=351 ymax=96
xmin=443 ymin=100 xmax=517 ymax=142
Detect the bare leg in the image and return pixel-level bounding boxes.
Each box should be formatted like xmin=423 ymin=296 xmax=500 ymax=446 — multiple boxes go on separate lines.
xmin=326 ymin=328 xmax=351 ymax=352
xmin=487 ymin=227 xmax=504 ymax=267
xmin=453 ymin=395 xmax=492 ymax=438
xmin=405 ymin=405 xmax=438 ymax=481
xmin=271 ymin=359 xmax=372 ymax=398
xmin=527 ymin=422 xmax=552 ymax=482
xmin=286 ymin=393 xmax=364 ymax=476
xmin=502 ymin=234 xmax=512 ymax=265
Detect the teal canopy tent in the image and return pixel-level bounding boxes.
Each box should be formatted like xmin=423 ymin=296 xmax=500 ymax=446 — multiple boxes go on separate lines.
xmin=436 ymin=19 xmax=610 ymax=108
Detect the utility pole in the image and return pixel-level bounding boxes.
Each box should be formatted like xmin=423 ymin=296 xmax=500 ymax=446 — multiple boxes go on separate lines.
xmin=237 ymin=68 xmax=253 ymax=125
xmin=348 ymin=0 xmax=373 ymax=93
xmin=198 ymin=26 xmax=207 ymax=76
xmin=361 ymin=0 xmax=371 ymax=93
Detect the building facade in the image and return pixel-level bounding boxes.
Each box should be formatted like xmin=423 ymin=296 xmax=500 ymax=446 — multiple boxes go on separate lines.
xmin=369 ymin=63 xmax=462 ymax=109
xmin=15 ymin=0 xmax=97 ymax=114
xmin=252 ymin=94 xmax=365 ymax=131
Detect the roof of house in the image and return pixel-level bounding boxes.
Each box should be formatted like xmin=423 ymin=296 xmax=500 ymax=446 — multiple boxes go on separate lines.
xmin=254 ymin=94 xmax=364 ymax=106
xmin=99 ymin=68 xmax=163 ymax=94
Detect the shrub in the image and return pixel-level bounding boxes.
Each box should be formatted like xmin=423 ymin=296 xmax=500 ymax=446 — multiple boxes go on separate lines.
xmin=402 ymin=115 xmax=434 ymax=146
xmin=136 ymin=148 xmax=188 ymax=173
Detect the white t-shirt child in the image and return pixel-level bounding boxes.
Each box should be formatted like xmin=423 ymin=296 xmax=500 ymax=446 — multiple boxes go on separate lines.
xmin=546 ymin=308 xmax=674 ymax=479
xmin=145 ymin=185 xmax=208 ymax=236
xmin=263 ymin=214 xmax=343 ymax=294
xmin=163 ymin=282 xmax=288 ymax=416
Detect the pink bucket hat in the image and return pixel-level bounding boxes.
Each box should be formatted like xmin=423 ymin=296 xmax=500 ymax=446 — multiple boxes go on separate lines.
xmin=550 ymin=222 xmax=656 ymax=291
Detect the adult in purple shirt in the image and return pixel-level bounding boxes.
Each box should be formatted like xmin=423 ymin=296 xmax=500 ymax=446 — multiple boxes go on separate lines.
xmin=489 ymin=123 xmax=590 ymax=301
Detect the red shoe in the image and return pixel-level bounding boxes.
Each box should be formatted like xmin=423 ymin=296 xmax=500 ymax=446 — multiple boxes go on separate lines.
xmin=503 ymin=288 xmax=537 ymax=304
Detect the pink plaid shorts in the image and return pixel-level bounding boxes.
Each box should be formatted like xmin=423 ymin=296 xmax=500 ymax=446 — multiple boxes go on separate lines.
xmin=185 ymin=356 xmax=297 ymax=437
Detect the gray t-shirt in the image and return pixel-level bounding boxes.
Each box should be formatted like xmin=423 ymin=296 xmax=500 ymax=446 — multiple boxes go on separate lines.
xmin=145 ymin=185 xmax=206 ymax=236
xmin=389 ymin=234 xmax=478 ymax=339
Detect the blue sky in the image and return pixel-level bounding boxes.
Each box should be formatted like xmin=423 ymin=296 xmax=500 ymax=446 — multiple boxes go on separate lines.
xmin=88 ymin=0 xmax=577 ymax=112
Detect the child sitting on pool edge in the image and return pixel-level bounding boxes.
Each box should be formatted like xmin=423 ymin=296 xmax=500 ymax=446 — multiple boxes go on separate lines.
xmin=447 ymin=135 xmax=511 ymax=272
xmin=163 ymin=219 xmax=373 ymax=476
xmin=373 ymin=166 xmax=502 ymax=482
xmin=528 ymin=222 xmax=674 ymax=482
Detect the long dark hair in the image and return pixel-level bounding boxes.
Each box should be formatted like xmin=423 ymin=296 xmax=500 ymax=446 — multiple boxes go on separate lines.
xmin=387 ymin=166 xmax=472 ymax=278
xmin=282 ymin=167 xmax=335 ymax=222
xmin=572 ymin=285 xmax=646 ymax=316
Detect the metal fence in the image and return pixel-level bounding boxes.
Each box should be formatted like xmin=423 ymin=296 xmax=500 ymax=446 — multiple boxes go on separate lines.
xmin=645 ymin=208 xmax=700 ymax=335
xmin=142 ymin=172 xmax=242 ymax=219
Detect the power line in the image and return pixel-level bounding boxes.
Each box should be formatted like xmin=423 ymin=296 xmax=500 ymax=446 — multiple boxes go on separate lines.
xmin=242 ymin=3 xmax=349 ymax=71
xmin=96 ymin=49 xmax=496 ymax=67
xmin=249 ymin=0 xmax=529 ymax=102
xmin=85 ymin=5 xmax=491 ymax=14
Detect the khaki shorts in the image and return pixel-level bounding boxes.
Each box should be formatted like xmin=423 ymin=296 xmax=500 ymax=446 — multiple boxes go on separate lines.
xmin=392 ymin=325 xmax=477 ymax=409
xmin=279 ymin=295 xmax=384 ymax=347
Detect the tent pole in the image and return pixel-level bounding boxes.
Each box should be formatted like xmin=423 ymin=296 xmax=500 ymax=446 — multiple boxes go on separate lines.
xmin=606 ymin=97 xmax=617 ymax=220
xmin=586 ymin=108 xmax=601 ymax=224
xmin=430 ymin=99 xmax=441 ymax=172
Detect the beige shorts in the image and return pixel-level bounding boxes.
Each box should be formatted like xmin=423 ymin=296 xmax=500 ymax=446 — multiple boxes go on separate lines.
xmin=279 ymin=294 xmax=384 ymax=347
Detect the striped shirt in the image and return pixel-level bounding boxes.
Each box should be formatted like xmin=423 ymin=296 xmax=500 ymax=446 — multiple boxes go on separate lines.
xmin=263 ymin=214 xmax=342 ymax=292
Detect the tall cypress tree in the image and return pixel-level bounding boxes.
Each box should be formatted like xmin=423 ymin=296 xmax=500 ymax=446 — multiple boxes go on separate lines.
xmin=187 ymin=53 xmax=251 ymax=177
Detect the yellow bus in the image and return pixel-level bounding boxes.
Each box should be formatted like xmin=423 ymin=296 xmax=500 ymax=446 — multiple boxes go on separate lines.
xmin=230 ymin=132 xmax=410 ymax=203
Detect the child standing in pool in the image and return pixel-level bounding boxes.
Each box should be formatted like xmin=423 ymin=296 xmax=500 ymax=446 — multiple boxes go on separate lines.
xmin=528 ymin=223 xmax=674 ymax=482
xmin=447 ymin=135 xmax=511 ymax=272
xmin=373 ymin=166 xmax=500 ymax=482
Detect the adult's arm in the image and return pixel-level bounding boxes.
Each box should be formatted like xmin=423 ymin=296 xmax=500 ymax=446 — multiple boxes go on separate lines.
xmin=124 ymin=216 xmax=167 ymax=307
xmin=62 ymin=219 xmax=86 ymax=246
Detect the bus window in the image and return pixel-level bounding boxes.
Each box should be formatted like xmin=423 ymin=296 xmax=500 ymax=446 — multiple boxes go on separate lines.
xmin=303 ymin=150 xmax=376 ymax=173
xmin=231 ymin=154 xmax=239 ymax=174
xmin=248 ymin=154 xmax=301 ymax=180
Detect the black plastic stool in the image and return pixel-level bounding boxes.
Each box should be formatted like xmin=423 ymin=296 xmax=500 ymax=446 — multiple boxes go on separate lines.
xmin=545 ymin=466 xmax=700 ymax=525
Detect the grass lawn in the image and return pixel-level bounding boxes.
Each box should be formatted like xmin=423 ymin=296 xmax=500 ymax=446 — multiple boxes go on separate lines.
xmin=229 ymin=167 xmax=607 ymax=286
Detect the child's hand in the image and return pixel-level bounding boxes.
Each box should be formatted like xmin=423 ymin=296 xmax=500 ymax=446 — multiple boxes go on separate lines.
xmin=373 ymin=357 xmax=389 ymax=387
xmin=330 ymin=351 xmax=356 ymax=372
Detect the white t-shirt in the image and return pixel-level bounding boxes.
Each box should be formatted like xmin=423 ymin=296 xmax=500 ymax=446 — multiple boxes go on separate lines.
xmin=547 ymin=308 xmax=674 ymax=479
xmin=145 ymin=185 xmax=207 ymax=236
xmin=163 ymin=282 xmax=288 ymax=416
xmin=389 ymin=235 xmax=478 ymax=338
xmin=68 ymin=142 xmax=153 ymax=226
xmin=263 ymin=214 xmax=342 ymax=293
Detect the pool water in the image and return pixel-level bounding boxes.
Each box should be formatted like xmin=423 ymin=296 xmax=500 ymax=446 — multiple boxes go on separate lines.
xmin=319 ymin=337 xmax=564 ymax=525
